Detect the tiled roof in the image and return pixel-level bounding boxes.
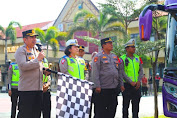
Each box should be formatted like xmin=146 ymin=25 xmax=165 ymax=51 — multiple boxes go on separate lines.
xmin=16 ymin=21 xmax=52 ymax=38
xmin=152 ymin=10 xmax=168 ymax=17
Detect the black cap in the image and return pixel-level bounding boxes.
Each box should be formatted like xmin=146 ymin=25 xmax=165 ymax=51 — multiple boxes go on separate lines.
xmin=101 ymin=37 xmax=113 ymax=46
xmin=79 ymin=45 xmax=85 ymax=50
xmin=22 ymin=29 xmax=38 ymax=38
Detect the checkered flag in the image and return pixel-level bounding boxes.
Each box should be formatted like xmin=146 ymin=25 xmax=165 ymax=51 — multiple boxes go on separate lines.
xmin=56 ymin=72 xmax=94 ymax=118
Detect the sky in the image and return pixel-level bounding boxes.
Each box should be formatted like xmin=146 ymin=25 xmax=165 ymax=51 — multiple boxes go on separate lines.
xmin=0 ymin=0 xmax=105 ymax=27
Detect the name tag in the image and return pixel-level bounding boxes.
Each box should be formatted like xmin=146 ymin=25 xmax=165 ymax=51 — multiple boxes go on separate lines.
xmin=27 ymin=53 xmax=33 ymax=55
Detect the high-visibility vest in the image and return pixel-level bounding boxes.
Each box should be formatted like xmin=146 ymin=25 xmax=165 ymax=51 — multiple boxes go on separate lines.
xmin=121 ymin=54 xmax=140 ymax=82
xmin=11 ymin=64 xmax=20 ymax=86
xmin=63 ymin=56 xmax=85 ymax=80
xmin=43 ymin=58 xmax=49 ymax=82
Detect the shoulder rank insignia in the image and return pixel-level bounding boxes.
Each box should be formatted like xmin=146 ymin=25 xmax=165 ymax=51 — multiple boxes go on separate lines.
xmin=113 ymin=56 xmax=117 ymax=59
xmin=102 ymin=56 xmax=107 ymax=59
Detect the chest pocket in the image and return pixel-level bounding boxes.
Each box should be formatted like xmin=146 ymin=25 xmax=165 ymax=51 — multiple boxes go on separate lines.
xmin=101 ymin=59 xmax=110 ymax=69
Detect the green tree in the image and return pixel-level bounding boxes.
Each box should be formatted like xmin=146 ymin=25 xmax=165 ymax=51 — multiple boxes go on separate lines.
xmin=35 ymin=26 xmax=67 ymax=57
xmin=0 ymin=21 xmax=22 ymax=64
xmin=100 ymin=0 xmax=148 ymax=35
xmin=67 ymin=9 xmax=125 ymax=39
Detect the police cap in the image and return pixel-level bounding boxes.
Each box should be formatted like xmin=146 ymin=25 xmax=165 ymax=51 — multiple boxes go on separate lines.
xmin=79 ymin=45 xmax=85 ymax=50
xmin=125 ymin=39 xmax=135 ymax=48
xmin=22 ymin=29 xmax=38 ymax=38
xmin=101 ymin=37 xmax=113 ymax=46
xmin=66 ymin=39 xmax=79 ymax=47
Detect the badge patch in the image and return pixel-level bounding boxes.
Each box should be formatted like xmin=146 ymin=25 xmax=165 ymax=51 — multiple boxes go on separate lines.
xmin=70 ymin=59 xmax=75 ymax=63
xmin=9 ymin=65 xmax=12 ymax=70
xmin=14 ymin=66 xmax=19 ymax=70
xmin=94 ymin=57 xmax=98 ymax=62
xmin=135 ymin=58 xmax=139 ymax=62
xmin=28 ymin=56 xmax=32 ymax=60
xmin=61 ymin=59 xmax=66 ymax=64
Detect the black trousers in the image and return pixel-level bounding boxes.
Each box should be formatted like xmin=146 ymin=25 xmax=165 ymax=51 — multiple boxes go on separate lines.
xmin=122 ymin=83 xmax=141 ymax=118
xmin=41 ymin=91 xmax=51 ymax=118
xmin=155 ymin=80 xmax=160 ymax=92
xmin=11 ymin=88 xmax=19 ymax=118
xmin=17 ymin=91 xmax=42 ymax=118
xmin=141 ymin=86 xmax=148 ymax=96
xmin=93 ymin=88 xmax=118 ymax=118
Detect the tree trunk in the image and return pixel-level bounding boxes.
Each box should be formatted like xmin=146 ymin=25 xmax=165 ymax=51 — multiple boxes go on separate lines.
xmin=5 ymin=38 xmax=7 ymax=64
xmin=46 ymin=41 xmax=49 ymax=58
xmin=152 ymin=62 xmax=158 ymax=118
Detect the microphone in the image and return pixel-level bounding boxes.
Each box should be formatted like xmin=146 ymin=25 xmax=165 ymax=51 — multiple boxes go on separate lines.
xmin=43 ymin=68 xmax=58 ymax=74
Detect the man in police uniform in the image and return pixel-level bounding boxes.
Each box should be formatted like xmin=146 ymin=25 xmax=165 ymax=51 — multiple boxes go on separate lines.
xmin=36 ymin=39 xmax=51 ymax=118
xmin=78 ymin=45 xmax=90 ymax=80
xmin=7 ymin=62 xmax=19 ymax=118
xmin=15 ymin=29 xmax=50 ymax=118
xmin=120 ymin=39 xmax=143 ymax=118
xmin=92 ymin=37 xmax=123 ymax=118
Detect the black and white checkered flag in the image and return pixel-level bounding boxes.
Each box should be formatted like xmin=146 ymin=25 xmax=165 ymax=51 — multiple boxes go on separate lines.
xmin=56 ymin=73 xmax=94 ymax=118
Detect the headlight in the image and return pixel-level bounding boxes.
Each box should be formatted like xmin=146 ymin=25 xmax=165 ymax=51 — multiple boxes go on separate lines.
xmin=167 ymin=102 xmax=177 ymax=113
xmin=164 ymin=82 xmax=177 ymax=98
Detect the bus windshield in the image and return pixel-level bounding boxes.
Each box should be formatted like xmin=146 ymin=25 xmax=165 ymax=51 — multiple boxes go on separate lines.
xmin=166 ymin=13 xmax=177 ymax=67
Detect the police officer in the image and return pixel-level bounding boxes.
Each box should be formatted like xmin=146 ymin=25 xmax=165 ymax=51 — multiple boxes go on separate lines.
xmin=78 ymin=45 xmax=90 ymax=80
xmin=7 ymin=62 xmax=19 ymax=118
xmin=14 ymin=29 xmax=50 ymax=118
xmin=92 ymin=37 xmax=123 ymax=118
xmin=59 ymin=39 xmax=85 ymax=80
xmin=120 ymin=39 xmax=143 ymax=118
xmin=36 ymin=39 xmax=51 ymax=118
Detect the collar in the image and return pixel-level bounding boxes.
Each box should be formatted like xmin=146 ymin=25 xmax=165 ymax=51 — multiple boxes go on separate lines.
xmin=126 ymin=53 xmax=134 ymax=58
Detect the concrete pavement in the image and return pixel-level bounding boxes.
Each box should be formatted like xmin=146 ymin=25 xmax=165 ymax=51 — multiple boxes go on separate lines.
xmin=0 ymin=93 xmax=165 ymax=118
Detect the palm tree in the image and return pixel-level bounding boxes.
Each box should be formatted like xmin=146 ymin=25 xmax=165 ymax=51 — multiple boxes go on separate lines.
xmin=0 ymin=21 xmax=22 ymax=64
xmin=68 ymin=9 xmax=125 ymax=39
xmin=35 ymin=26 xmax=67 ymax=57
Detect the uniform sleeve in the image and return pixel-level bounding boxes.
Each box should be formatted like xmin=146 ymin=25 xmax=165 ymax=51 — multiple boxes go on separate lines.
xmin=92 ymin=56 xmax=101 ymax=88
xmin=47 ymin=75 xmax=51 ymax=85
xmin=15 ymin=47 xmax=40 ymax=71
xmin=119 ymin=60 xmax=132 ymax=83
xmin=7 ymin=65 xmax=13 ymax=90
xmin=59 ymin=58 xmax=70 ymax=75
xmin=118 ymin=63 xmax=123 ymax=86
xmin=138 ymin=63 xmax=144 ymax=81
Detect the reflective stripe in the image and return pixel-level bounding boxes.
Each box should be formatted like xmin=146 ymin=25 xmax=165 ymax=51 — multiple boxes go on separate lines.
xmin=11 ymin=81 xmax=19 ymax=84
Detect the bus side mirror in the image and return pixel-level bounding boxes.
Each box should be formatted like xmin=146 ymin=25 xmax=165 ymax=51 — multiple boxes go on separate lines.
xmin=139 ymin=9 xmax=152 ymax=41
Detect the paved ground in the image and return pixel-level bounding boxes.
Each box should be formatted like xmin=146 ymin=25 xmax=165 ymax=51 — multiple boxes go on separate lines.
xmin=0 ymin=92 xmax=165 ymax=118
